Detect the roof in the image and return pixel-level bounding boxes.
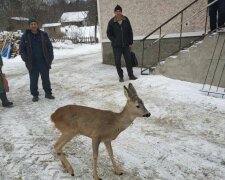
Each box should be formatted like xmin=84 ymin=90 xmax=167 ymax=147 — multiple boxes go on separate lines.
xmin=10 ymin=17 xmax=29 ymax=21
xmin=42 ymin=23 xmax=61 ymax=28
xmin=60 ymin=11 xmax=88 ymax=23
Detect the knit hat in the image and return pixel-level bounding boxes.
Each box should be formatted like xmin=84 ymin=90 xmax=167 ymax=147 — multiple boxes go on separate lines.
xmin=114 ymin=5 xmax=122 ymax=12
xmin=28 ymin=18 xmax=38 ymax=25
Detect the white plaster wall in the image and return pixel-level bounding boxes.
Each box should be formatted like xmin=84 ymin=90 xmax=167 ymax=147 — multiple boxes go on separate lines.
xmin=98 ymin=0 xmax=208 ymax=41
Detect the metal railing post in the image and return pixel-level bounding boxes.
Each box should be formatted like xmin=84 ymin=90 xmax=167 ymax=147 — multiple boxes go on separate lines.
xmin=204 ymin=7 xmax=209 ymax=35
xmin=208 ymin=35 xmax=225 ymax=93
xmin=158 ymin=27 xmax=162 ymax=63
xmin=216 ymin=39 xmax=225 ymax=91
xmin=202 ymin=34 xmax=220 ymax=90
xmin=141 ymin=40 xmax=145 ymax=74
xmin=179 ymin=12 xmax=184 ymax=49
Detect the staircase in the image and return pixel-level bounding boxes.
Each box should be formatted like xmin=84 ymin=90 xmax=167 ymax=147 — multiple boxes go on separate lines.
xmin=141 ymin=0 xmax=225 ymax=97
xmin=140 ymin=0 xmax=218 ymax=74
xmin=157 ymin=31 xmax=225 ymax=86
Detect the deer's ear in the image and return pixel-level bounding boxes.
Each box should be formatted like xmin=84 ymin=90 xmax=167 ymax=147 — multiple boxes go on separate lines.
xmin=128 ymin=83 xmax=137 ymax=95
xmin=124 ymin=86 xmax=130 ymax=99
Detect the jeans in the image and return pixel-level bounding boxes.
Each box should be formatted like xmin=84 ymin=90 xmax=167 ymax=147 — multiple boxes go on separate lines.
xmin=29 ymin=61 xmax=52 ymax=96
xmin=112 ymin=46 xmax=133 ymax=78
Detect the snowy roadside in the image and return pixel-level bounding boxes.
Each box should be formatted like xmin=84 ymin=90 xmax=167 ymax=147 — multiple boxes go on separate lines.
xmin=0 ymin=43 xmax=225 ymax=180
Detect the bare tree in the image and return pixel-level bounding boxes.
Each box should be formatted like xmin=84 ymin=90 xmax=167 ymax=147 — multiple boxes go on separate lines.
xmin=85 ymin=0 xmax=98 ymax=41
xmin=18 ymin=0 xmax=47 ymax=20
xmin=0 ymin=0 xmax=23 ymax=30
xmin=0 ymin=0 xmax=99 ymax=32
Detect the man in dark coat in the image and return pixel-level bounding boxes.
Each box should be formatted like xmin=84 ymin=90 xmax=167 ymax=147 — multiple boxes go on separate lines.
xmin=208 ymin=0 xmax=225 ymax=32
xmin=107 ymin=5 xmax=137 ymax=82
xmin=20 ymin=18 xmax=55 ymax=102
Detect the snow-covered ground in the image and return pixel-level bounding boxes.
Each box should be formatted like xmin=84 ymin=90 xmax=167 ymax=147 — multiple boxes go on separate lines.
xmin=0 ymin=43 xmax=225 ymax=180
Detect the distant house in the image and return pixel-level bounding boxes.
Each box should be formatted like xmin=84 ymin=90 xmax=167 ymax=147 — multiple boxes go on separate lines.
xmin=7 ymin=17 xmax=29 ymax=31
xmin=42 ymin=23 xmax=62 ymax=37
xmin=60 ymin=11 xmax=88 ymax=27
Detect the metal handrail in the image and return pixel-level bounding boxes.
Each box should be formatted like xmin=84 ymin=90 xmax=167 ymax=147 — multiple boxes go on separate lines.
xmin=200 ymin=31 xmax=225 ymax=98
xmin=141 ymin=0 xmax=199 ymax=42
xmin=140 ymin=0 xmax=219 ymax=75
xmin=141 ymin=0 xmax=219 ymax=42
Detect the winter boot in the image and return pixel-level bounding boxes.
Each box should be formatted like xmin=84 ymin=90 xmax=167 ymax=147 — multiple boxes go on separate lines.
xmin=45 ymin=94 xmax=55 ymax=99
xmin=119 ymin=77 xmax=124 ymax=82
xmin=129 ymin=75 xmax=138 ymax=80
xmin=32 ymin=96 xmax=39 ymax=102
xmin=0 ymin=92 xmax=13 ymax=107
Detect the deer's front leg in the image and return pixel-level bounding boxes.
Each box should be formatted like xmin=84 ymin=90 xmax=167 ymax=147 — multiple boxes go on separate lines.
xmin=92 ymin=138 xmax=101 ymax=180
xmin=104 ymin=141 xmax=123 ymax=175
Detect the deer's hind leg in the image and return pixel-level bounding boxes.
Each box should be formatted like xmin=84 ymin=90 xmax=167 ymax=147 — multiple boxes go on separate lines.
xmin=54 ymin=131 xmax=77 ymax=176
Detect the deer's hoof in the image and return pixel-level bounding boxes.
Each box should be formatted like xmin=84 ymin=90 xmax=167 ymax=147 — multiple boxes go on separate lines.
xmin=67 ymin=168 xmax=74 ymax=176
xmin=93 ymin=175 xmax=102 ymax=180
xmin=114 ymin=170 xmax=123 ymax=175
xmin=117 ymin=172 xmax=123 ymax=176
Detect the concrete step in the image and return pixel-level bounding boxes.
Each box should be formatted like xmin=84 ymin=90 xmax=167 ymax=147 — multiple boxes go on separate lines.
xmin=156 ymin=32 xmax=225 ymax=87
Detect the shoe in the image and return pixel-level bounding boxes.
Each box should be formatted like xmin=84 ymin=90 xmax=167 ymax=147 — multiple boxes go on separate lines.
xmin=0 ymin=92 xmax=13 ymax=107
xmin=129 ymin=75 xmax=137 ymax=80
xmin=218 ymin=27 xmax=225 ymax=32
xmin=2 ymin=100 xmax=13 ymax=107
xmin=32 ymin=96 xmax=39 ymax=102
xmin=208 ymin=29 xmax=217 ymax=36
xmin=119 ymin=78 xmax=124 ymax=82
xmin=45 ymin=94 xmax=55 ymax=99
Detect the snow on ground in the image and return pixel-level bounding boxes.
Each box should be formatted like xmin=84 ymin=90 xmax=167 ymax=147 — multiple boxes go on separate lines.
xmin=0 ymin=43 xmax=225 ymax=180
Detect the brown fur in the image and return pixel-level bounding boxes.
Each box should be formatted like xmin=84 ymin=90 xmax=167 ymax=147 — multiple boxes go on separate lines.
xmin=51 ymin=83 xmax=150 ymax=180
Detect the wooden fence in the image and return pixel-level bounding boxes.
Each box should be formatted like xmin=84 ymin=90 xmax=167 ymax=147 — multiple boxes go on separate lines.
xmin=50 ymin=36 xmax=98 ymax=44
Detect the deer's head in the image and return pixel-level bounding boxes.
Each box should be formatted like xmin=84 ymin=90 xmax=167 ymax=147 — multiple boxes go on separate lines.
xmin=124 ymin=83 xmax=151 ymax=118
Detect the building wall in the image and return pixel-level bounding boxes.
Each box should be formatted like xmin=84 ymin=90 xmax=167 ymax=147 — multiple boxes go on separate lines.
xmin=97 ymin=0 xmax=209 ymax=67
xmin=97 ymin=0 xmax=208 ymax=41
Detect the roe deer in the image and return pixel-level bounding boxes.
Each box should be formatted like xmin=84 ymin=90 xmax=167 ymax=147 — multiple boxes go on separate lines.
xmin=51 ymin=83 xmax=151 ymax=180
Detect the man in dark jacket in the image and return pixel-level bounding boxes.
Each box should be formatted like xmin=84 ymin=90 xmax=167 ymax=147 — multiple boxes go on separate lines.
xmin=107 ymin=5 xmax=137 ymax=82
xmin=208 ymin=0 xmax=225 ymax=32
xmin=20 ymin=18 xmax=55 ymax=102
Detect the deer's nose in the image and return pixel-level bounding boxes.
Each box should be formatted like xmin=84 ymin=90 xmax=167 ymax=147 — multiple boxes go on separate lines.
xmin=143 ymin=113 xmax=151 ymax=117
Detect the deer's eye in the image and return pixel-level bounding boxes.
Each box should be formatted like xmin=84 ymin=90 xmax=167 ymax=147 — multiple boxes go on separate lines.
xmin=136 ymin=105 xmax=140 ymax=108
